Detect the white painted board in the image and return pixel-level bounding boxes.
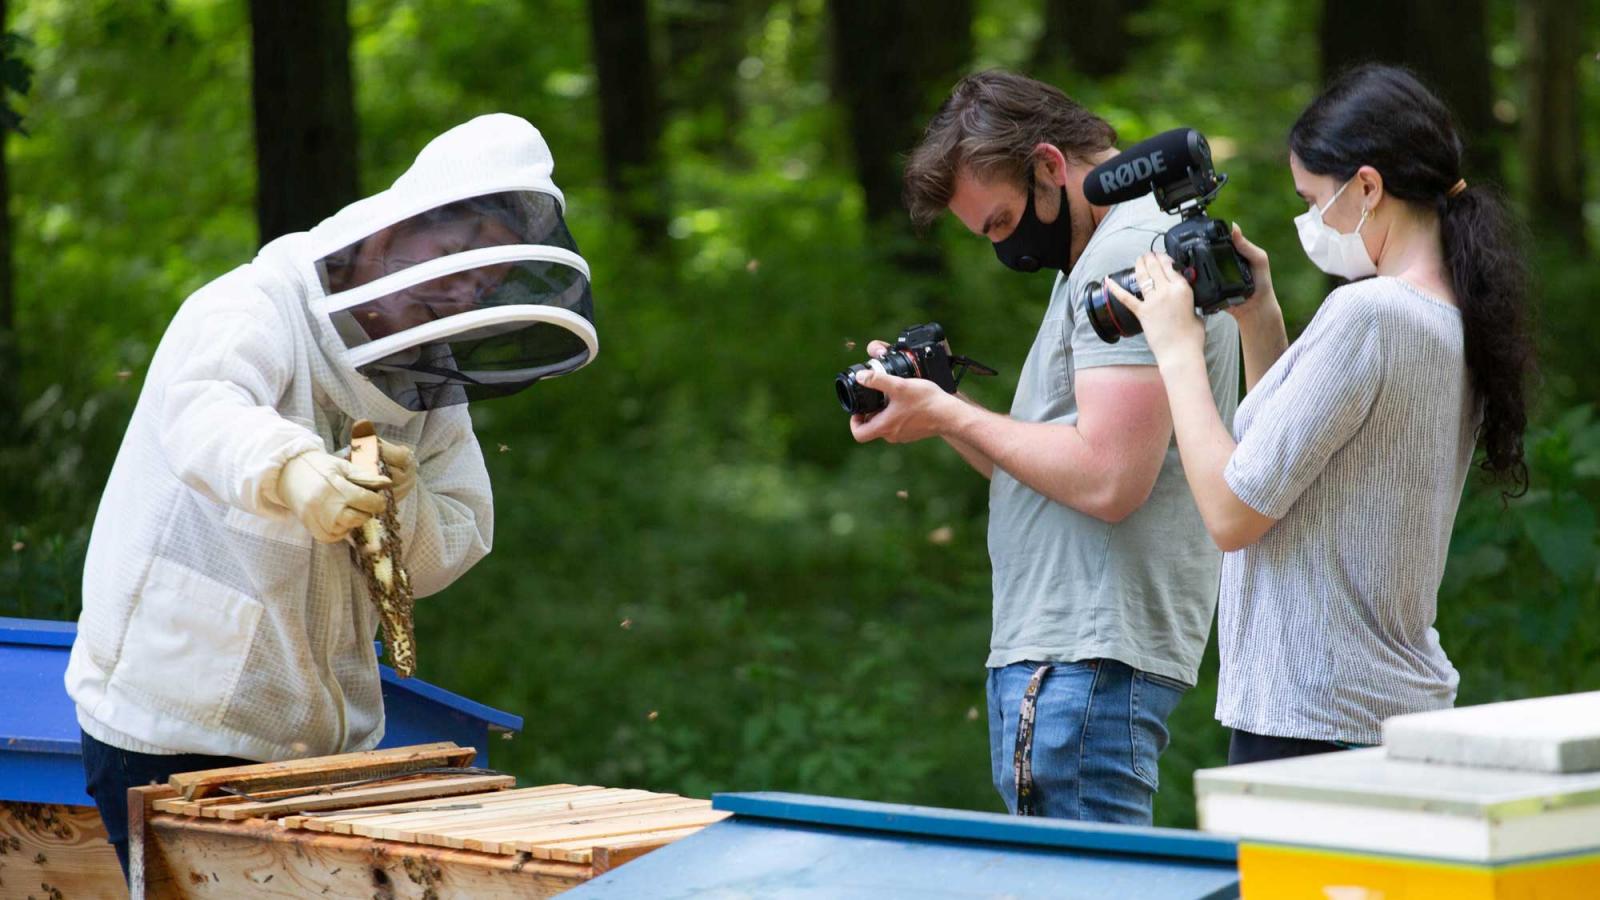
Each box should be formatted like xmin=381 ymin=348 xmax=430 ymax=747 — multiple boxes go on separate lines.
xmin=1383 ymin=691 xmax=1600 ymax=773
xmin=1195 ymin=747 xmax=1600 ymax=863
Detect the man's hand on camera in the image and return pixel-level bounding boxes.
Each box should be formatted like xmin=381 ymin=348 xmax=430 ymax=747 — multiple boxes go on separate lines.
xmin=849 ymin=364 xmax=961 ymax=444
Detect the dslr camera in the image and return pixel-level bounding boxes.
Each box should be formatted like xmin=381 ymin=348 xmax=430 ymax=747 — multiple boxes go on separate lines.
xmin=1081 ymin=128 xmax=1255 ymax=343
xmin=835 ymin=323 xmax=995 ymax=415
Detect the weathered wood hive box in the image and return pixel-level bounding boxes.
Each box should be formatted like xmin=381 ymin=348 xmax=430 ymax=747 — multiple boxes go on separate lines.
xmin=0 ymin=801 xmax=121 ymax=899
xmin=0 ymin=615 xmax=530 ymax=898
xmin=128 ymin=743 xmax=726 ymax=899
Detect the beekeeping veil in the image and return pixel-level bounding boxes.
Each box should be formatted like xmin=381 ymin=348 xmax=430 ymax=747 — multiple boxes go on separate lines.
xmin=302 ymin=115 xmax=595 ymax=412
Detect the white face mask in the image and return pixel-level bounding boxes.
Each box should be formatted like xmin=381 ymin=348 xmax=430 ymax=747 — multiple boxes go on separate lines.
xmin=1294 ymin=178 xmax=1376 ymax=279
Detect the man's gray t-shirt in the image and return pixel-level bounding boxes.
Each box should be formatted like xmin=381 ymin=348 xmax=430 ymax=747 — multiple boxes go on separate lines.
xmin=986 ymin=194 xmax=1240 ymax=685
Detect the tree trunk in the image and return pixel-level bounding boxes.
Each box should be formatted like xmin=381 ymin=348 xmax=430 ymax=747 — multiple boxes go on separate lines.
xmin=0 ymin=96 xmax=11 ymax=438
xmin=0 ymin=0 xmax=17 ymax=436
xmin=248 ymin=0 xmax=359 ymax=244
xmin=1318 ymin=0 xmax=1502 ymax=179
xmin=663 ymin=0 xmax=751 ymax=152
xmin=1519 ymin=0 xmax=1588 ymax=255
xmin=827 ymin=0 xmax=973 ymax=273
xmin=1033 ymin=0 xmax=1151 ymax=77
xmin=588 ymin=0 xmax=668 ymax=247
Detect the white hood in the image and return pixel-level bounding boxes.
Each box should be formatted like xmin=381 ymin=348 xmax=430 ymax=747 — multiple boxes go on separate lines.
xmin=259 ymin=114 xmax=596 ymax=425
xmin=304 ymin=113 xmax=567 ymax=259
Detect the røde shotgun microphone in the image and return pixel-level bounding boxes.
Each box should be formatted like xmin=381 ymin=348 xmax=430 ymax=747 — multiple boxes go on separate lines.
xmin=1082 ymin=128 xmax=1217 ymax=209
xmin=1076 ymin=127 xmax=1255 ymax=344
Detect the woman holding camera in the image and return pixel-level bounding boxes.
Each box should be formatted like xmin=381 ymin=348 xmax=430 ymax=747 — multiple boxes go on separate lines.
xmin=1104 ymin=64 xmax=1534 ymax=764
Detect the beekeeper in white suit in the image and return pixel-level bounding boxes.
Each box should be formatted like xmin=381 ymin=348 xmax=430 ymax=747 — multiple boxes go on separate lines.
xmin=65 ymin=114 xmax=596 ymax=878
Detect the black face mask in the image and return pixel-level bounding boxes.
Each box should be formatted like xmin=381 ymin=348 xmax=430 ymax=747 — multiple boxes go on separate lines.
xmin=992 ymin=177 xmax=1073 ymax=273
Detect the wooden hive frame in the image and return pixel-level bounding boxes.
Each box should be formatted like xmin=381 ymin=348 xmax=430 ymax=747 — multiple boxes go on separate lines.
xmin=167 ymin=741 xmax=475 ymax=800
xmin=127 ymin=744 xmax=727 ymax=898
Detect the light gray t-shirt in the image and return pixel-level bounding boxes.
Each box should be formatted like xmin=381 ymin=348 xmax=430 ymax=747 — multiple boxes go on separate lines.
xmin=987 ymin=194 xmax=1241 ymax=685
xmin=1216 ymin=277 xmax=1473 ymax=744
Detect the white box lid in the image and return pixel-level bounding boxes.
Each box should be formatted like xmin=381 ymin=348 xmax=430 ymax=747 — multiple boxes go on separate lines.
xmin=1195 ymin=747 xmax=1600 ymax=819
xmin=1383 ymin=691 xmax=1600 ymax=774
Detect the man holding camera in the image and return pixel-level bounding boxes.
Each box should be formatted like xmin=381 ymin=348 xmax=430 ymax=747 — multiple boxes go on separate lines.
xmin=849 ymin=70 xmax=1239 ymax=824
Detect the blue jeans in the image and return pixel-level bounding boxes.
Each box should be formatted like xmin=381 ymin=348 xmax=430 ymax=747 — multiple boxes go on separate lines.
xmin=80 ymin=729 xmax=250 ymax=881
xmin=986 ymin=658 xmax=1186 ymax=825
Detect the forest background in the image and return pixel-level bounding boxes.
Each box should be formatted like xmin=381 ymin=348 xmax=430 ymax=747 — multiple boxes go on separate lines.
xmin=2 ymin=0 xmax=1596 ymax=827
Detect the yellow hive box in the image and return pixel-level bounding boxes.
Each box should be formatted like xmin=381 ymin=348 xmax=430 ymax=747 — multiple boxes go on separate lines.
xmin=1238 ymin=841 xmax=1600 ymax=899
xmin=1198 ymin=694 xmax=1600 ymax=900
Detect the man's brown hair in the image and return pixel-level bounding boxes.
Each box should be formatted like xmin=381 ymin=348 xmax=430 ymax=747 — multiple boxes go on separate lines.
xmin=903 ymin=70 xmax=1117 ymax=227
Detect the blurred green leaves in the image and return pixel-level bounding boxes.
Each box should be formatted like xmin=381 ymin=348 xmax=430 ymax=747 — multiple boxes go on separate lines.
xmin=1442 ymin=405 xmax=1600 ymax=698
xmin=3 ymin=0 xmax=1598 ymax=831
xmin=1 ymin=30 xmax=32 ymax=134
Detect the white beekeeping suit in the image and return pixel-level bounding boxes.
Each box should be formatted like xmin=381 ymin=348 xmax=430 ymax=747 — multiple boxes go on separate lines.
xmin=66 ymin=114 xmax=594 ymax=761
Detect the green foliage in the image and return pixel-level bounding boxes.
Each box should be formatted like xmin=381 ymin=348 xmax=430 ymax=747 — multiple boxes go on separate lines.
xmin=4 ymin=0 xmax=1598 ymax=832
xmin=1442 ymin=405 xmax=1600 ymax=701
xmin=0 ymin=30 xmax=32 ymax=134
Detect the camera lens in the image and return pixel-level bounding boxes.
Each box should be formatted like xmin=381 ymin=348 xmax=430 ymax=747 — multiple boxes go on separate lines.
xmin=1083 ymin=268 xmax=1145 ymax=344
xmin=835 ymin=375 xmax=871 ymax=413
xmin=834 ymin=351 xmax=920 ymax=414
xmin=835 ymin=364 xmax=886 ymax=415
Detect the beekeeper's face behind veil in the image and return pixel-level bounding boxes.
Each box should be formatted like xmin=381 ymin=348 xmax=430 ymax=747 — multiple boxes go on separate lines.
xmin=305 ymin=116 xmax=596 ymax=412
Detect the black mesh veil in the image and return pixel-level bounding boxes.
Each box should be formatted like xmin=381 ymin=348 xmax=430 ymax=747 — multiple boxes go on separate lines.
xmin=315 ymin=190 xmax=595 ymax=411
xmin=351 ymin=272 xmax=594 ymax=410
xmin=315 ymin=191 xmax=576 ymax=295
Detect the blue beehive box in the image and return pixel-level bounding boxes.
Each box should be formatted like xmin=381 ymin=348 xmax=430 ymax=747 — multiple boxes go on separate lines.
xmin=566 ymin=792 xmax=1242 ymax=898
xmin=0 ymin=616 xmax=523 ymax=806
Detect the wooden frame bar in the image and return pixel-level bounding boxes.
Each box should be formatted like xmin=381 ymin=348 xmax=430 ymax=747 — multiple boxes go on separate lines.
xmin=129 ymin=786 xmax=594 ymax=899
xmin=169 ymin=742 xmax=473 ymax=800
xmin=126 ymin=745 xmax=724 ymax=897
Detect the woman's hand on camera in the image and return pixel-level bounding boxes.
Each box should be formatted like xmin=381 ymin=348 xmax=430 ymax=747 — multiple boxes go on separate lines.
xmin=1225 ymin=224 xmax=1281 ymax=326
xmin=1106 ymin=252 xmax=1206 ymax=361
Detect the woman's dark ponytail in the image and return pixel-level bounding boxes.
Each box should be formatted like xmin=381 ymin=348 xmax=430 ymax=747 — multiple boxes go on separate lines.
xmin=1290 ymin=64 xmax=1535 ymax=496
xmin=1439 ymin=184 xmax=1533 ymax=495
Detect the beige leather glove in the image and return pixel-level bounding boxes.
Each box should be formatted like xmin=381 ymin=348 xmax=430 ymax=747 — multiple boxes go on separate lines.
xmin=276 ymin=450 xmax=391 ymax=543
xmin=376 ymin=438 xmax=417 ymax=503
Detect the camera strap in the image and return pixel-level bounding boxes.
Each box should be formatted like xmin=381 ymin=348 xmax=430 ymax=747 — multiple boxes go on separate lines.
xmin=1012 ymin=663 xmax=1053 ymax=816
xmin=950 ymin=355 xmax=998 ymax=389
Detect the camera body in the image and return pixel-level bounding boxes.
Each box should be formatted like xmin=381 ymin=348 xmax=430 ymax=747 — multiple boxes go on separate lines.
xmin=1081 ymin=129 xmax=1255 ymax=343
xmin=836 ymin=323 xmax=960 ymax=415
xmin=836 ymin=322 xmax=1001 ymax=416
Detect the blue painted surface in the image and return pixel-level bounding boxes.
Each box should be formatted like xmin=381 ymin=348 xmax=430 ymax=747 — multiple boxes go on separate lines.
xmin=372 ymin=640 xmax=522 ymax=733
xmin=0 ymin=617 xmax=76 ymax=647
xmin=0 ymin=747 xmax=87 ymax=806
xmin=1 ymin=638 xmax=84 ymax=755
xmin=0 ymin=617 xmax=522 ymax=806
xmin=716 ymin=791 xmax=1239 ymax=862
xmin=568 ymin=794 xmax=1240 ymax=899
